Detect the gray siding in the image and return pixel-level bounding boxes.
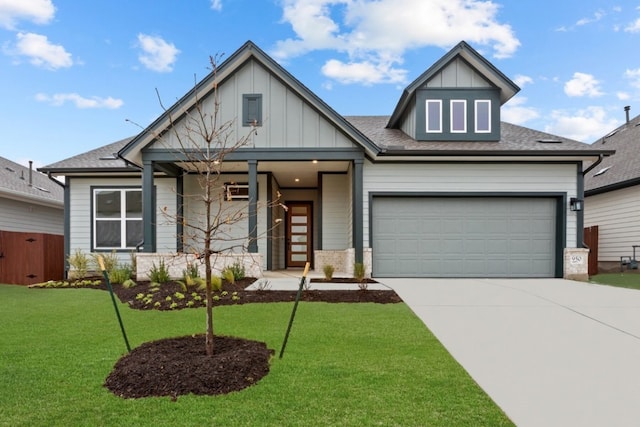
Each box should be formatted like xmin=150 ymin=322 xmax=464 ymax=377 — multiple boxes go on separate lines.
xmin=363 ymin=162 xmax=578 ymax=248
xmin=585 ymin=186 xmax=640 ymax=262
xmin=0 ymin=197 xmax=63 ymax=234
xmin=322 ymin=174 xmax=349 ymax=250
xmin=150 ymin=59 xmax=356 ymax=151
xmin=426 ymin=57 xmax=492 ymax=88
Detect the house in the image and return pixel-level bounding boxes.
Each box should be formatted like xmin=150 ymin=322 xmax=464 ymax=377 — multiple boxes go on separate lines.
xmin=39 ymin=40 xmax=613 ymax=280
xmin=584 ymin=107 xmax=640 ymax=272
xmin=0 ymin=156 xmax=65 ymax=284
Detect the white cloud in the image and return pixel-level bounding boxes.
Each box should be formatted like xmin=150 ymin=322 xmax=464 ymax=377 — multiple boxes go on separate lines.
xmin=625 ymin=68 xmax=640 ymax=88
xmin=210 ymin=0 xmax=222 ymax=11
xmin=322 ymin=58 xmax=406 ymax=85
xmin=35 ymin=92 xmax=123 ymax=109
xmin=513 ymin=74 xmax=533 ymax=88
xmin=564 ymin=72 xmax=603 ymax=97
xmin=545 ymin=107 xmax=619 ymax=142
xmin=273 ymin=0 xmax=519 ymax=86
xmin=576 ymin=10 xmax=605 ymax=26
xmin=13 ymin=32 xmax=72 ymax=69
xmin=0 ymin=0 xmax=55 ymax=29
xmin=501 ymin=96 xmax=539 ymax=125
xmin=136 ymin=34 xmax=180 ymax=72
xmin=617 ymin=91 xmax=631 ymax=101
xmin=625 ymin=18 xmax=640 ymax=32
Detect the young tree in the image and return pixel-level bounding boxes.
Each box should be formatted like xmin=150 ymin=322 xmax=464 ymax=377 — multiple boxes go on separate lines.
xmin=147 ymin=55 xmax=275 ymax=356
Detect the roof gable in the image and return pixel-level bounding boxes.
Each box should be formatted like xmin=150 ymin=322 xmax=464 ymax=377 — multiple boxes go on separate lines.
xmin=387 ymin=41 xmax=519 ymax=128
xmin=119 ymin=40 xmax=380 ymax=165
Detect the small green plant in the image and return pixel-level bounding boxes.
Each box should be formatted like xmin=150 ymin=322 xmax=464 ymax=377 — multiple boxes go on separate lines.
xmin=224 ymin=262 xmax=245 ymax=282
xmin=67 ymin=249 xmax=89 ymax=280
xmin=354 ymin=262 xmax=368 ymax=291
xmin=122 ymin=278 xmax=137 ymax=289
xmin=323 ymin=264 xmax=335 ymax=280
xmin=109 ymin=265 xmax=132 ymax=285
xmin=222 ymin=268 xmax=235 ymax=285
xmin=149 ymin=259 xmax=171 ymax=284
xmin=211 ymin=276 xmax=223 ymax=292
xmin=92 ymin=251 xmax=119 ymax=274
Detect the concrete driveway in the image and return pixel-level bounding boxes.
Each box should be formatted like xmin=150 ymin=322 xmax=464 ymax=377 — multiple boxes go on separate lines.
xmin=380 ymin=278 xmax=640 ymax=427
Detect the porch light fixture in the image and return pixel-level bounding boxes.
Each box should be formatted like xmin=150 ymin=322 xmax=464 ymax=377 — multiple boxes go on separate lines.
xmin=569 ymin=197 xmax=583 ymax=212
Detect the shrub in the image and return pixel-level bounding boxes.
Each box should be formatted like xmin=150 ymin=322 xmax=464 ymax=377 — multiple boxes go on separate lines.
xmin=149 ymin=259 xmax=171 ymax=284
xmin=67 ymin=249 xmax=89 ymax=280
xmin=92 ymin=251 xmax=119 ymax=274
xmin=211 ymin=276 xmax=223 ymax=292
xmin=323 ymin=264 xmax=335 ymax=280
xmin=224 ymin=262 xmax=245 ymax=282
xmin=221 ymin=268 xmax=235 ymax=285
xmin=109 ymin=265 xmax=132 ymax=285
xmin=353 ymin=262 xmax=367 ymax=291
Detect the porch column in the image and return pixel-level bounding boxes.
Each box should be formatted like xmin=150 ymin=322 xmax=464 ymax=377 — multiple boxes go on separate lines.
xmin=142 ymin=159 xmax=156 ymax=252
xmin=352 ymin=159 xmax=364 ymax=263
xmin=248 ymin=160 xmax=258 ymax=253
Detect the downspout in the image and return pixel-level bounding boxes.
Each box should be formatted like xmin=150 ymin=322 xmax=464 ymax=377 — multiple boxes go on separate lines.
xmin=578 ymin=154 xmax=606 ymax=249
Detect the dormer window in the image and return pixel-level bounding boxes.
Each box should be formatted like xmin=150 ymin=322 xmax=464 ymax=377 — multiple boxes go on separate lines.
xmin=475 ymin=100 xmax=491 ymax=133
xmin=426 ymin=100 xmax=442 ymax=133
xmin=450 ymin=100 xmax=467 ymax=133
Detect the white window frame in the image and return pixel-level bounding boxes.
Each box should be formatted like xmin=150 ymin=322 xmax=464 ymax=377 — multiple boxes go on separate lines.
xmin=474 ymin=100 xmax=491 ymax=133
xmin=426 ymin=100 xmax=442 ymax=133
xmin=93 ymin=188 xmax=142 ymax=250
xmin=225 ymin=183 xmax=249 ymax=201
xmin=450 ymin=99 xmax=467 ymax=133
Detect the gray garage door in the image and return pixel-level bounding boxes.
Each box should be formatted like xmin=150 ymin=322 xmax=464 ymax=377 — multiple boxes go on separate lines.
xmin=372 ymin=197 xmax=557 ymax=277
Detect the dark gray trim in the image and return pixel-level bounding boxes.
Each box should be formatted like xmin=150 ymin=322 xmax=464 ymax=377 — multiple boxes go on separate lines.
xmin=266 ymin=172 xmax=273 ymax=270
xmin=140 ymin=147 xmax=365 ymax=162
xmin=368 ymin=192 xmax=566 ymax=278
xmin=176 ymin=174 xmax=184 ymax=253
xmin=248 ymin=160 xmax=258 ymax=253
xmin=352 ymin=159 xmax=364 ymax=263
xmin=377 ymin=150 xmax=614 ymax=158
xmin=585 ymin=177 xmax=640 ymax=196
xmin=64 ymin=183 xmax=70 ymax=277
xmin=242 ymin=93 xmax=262 ymax=126
xmin=142 ymin=161 xmax=156 ymax=252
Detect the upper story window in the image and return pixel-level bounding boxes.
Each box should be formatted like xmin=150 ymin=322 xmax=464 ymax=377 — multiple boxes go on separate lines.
xmin=450 ymin=100 xmax=467 ymax=133
xmin=475 ymin=100 xmax=491 ymax=133
xmin=243 ymin=94 xmax=262 ymax=126
xmin=426 ymin=100 xmax=442 ymax=133
xmin=93 ymin=188 xmax=142 ymax=250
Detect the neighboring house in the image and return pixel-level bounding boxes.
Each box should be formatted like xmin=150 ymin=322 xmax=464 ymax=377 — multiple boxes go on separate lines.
xmin=0 ymin=156 xmax=64 ymax=284
xmin=40 ymin=40 xmax=612 ymax=279
xmin=584 ymin=108 xmax=640 ymax=272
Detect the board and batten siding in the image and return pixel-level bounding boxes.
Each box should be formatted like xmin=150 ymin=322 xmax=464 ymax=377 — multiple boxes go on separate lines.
xmin=584 ymin=186 xmax=640 ymax=261
xmin=362 ymin=162 xmax=578 ymax=248
xmin=0 ymin=197 xmax=63 ymax=234
xmin=321 ymin=174 xmax=350 ymax=250
xmin=68 ymin=177 xmax=177 ymax=264
xmin=150 ymin=59 xmax=356 ymax=151
xmin=183 ymin=174 xmax=269 ymax=267
xmin=426 ymin=57 xmax=492 ymax=88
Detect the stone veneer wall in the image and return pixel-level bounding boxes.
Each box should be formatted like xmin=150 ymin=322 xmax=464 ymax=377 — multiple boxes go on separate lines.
xmin=563 ymin=248 xmax=589 ymax=281
xmin=314 ymin=248 xmax=372 ymax=277
xmin=136 ymin=253 xmax=263 ymax=280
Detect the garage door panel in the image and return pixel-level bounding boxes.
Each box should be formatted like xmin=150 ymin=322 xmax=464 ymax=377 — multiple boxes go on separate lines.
xmin=372 ymin=197 xmax=556 ymax=277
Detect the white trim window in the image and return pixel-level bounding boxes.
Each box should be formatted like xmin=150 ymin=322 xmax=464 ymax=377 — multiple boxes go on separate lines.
xmin=93 ymin=188 xmax=142 ymax=249
xmin=475 ymin=100 xmax=491 ymax=133
xmin=450 ymin=100 xmax=467 ymax=133
xmin=426 ymin=100 xmax=442 ymax=133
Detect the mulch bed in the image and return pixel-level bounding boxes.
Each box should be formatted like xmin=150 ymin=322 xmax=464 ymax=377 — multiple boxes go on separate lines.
xmin=80 ymin=276 xmax=402 ymax=399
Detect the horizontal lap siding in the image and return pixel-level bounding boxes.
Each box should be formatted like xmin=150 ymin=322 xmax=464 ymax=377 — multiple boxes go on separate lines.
xmin=0 ymin=197 xmax=63 ymax=234
xmin=363 ymin=162 xmax=577 ymax=248
xmin=585 ymin=186 xmax=640 ymax=261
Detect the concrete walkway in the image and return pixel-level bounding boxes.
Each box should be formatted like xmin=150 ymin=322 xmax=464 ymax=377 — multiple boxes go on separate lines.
xmin=381 ymin=278 xmax=640 ymax=427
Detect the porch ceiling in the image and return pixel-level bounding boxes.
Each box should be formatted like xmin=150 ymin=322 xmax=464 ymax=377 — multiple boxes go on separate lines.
xmin=175 ymin=160 xmax=350 ymax=188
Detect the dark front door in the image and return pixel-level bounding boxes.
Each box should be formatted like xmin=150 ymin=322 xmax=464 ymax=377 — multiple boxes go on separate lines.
xmin=286 ymin=202 xmax=312 ymax=268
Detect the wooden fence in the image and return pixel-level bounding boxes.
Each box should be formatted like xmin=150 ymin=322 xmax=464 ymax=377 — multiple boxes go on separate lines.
xmin=0 ymin=230 xmax=64 ymax=285
xmin=584 ymin=225 xmax=599 ymax=276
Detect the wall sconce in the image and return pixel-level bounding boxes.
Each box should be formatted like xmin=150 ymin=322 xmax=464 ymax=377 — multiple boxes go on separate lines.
xmin=570 ymin=197 xmax=583 ymax=212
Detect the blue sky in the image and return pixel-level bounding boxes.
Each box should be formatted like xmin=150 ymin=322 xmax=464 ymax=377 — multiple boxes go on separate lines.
xmin=1 ymin=0 xmax=640 ymax=169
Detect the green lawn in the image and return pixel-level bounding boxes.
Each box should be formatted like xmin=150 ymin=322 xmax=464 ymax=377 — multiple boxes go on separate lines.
xmin=0 ymin=284 xmax=513 ymax=427
xmin=590 ymin=272 xmax=640 ymax=290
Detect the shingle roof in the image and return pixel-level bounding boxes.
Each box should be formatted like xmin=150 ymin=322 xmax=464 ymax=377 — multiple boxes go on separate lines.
xmin=39 ymin=137 xmax=136 ymax=173
xmin=0 ymin=156 xmax=63 ymax=206
xmin=585 ymin=113 xmax=640 ymax=194
xmin=346 ymin=116 xmax=612 ymax=155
